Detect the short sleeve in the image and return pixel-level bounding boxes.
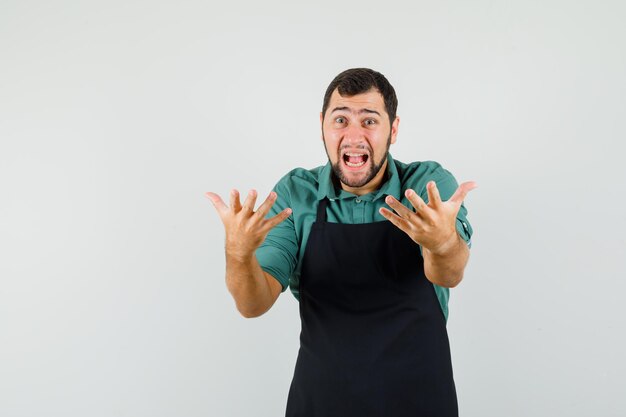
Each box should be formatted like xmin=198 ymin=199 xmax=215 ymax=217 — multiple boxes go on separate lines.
xmin=254 ymin=177 xmax=299 ymax=293
xmin=419 ymin=164 xmax=474 ymax=249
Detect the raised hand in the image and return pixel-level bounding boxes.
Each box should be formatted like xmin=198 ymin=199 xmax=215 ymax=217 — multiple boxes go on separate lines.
xmin=380 ymin=181 xmax=477 ymax=255
xmin=205 ymin=189 xmax=292 ymax=260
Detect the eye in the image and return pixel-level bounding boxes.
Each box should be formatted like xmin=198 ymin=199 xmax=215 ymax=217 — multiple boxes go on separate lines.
xmin=334 ymin=116 xmax=346 ymax=124
xmin=364 ymin=118 xmax=377 ymax=126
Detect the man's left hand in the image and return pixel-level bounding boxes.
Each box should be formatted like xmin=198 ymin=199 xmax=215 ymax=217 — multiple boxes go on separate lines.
xmin=380 ymin=180 xmax=477 ymax=255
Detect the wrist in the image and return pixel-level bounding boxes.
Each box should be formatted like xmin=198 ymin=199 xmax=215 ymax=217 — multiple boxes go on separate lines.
xmin=425 ymin=231 xmax=460 ymax=257
xmin=225 ymin=246 xmax=255 ymax=264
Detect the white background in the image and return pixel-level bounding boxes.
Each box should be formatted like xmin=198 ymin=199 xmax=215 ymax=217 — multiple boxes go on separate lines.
xmin=1 ymin=1 xmax=625 ymax=416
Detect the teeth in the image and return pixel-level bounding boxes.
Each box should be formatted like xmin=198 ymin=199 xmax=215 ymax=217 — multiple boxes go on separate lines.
xmin=346 ymin=160 xmax=366 ymax=167
xmin=343 ymin=151 xmax=367 ymax=168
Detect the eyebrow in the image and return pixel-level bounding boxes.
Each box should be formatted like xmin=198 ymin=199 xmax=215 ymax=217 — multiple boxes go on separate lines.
xmin=331 ymin=106 xmax=381 ymax=116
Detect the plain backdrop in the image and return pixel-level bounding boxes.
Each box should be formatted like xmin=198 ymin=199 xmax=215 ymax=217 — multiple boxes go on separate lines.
xmin=1 ymin=1 xmax=625 ymax=416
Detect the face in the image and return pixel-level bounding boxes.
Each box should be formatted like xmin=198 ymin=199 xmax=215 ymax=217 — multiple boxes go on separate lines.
xmin=321 ymin=88 xmax=399 ymax=193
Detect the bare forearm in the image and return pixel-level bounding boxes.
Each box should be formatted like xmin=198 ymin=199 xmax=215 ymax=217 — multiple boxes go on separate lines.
xmin=422 ymin=232 xmax=470 ymax=288
xmin=225 ymin=253 xmax=274 ymax=318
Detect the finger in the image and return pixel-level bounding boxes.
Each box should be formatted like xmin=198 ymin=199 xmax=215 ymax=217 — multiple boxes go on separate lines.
xmin=262 ymin=207 xmax=293 ymax=231
xmin=230 ymin=189 xmax=242 ymax=213
xmin=447 ymin=181 xmax=478 ymax=206
xmin=385 ymin=195 xmax=415 ymax=219
xmin=379 ymin=206 xmax=410 ymax=232
xmin=425 ymin=181 xmax=442 ymax=209
xmin=205 ymin=192 xmax=229 ymax=219
xmin=404 ymin=189 xmax=428 ymax=214
xmin=241 ymin=189 xmax=258 ymax=214
xmin=254 ymin=191 xmax=278 ymax=220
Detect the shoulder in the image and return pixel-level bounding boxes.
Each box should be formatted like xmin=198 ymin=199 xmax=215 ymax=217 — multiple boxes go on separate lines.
xmin=274 ymin=165 xmax=325 ymax=188
xmin=392 ymin=158 xmax=457 ymax=187
xmin=272 ymin=165 xmax=325 ymax=197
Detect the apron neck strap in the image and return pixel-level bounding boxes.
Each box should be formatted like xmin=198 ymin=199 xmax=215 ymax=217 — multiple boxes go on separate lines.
xmin=316 ymin=198 xmax=329 ymax=223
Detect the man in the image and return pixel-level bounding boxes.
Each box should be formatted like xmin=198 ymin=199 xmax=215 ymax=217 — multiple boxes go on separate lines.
xmin=206 ymin=68 xmax=476 ymax=417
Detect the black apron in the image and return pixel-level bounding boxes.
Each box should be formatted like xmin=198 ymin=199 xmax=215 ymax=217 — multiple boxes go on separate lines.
xmin=285 ymin=197 xmax=458 ymax=417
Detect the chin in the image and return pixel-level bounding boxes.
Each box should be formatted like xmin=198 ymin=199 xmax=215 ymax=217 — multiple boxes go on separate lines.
xmin=332 ymin=163 xmax=377 ymax=189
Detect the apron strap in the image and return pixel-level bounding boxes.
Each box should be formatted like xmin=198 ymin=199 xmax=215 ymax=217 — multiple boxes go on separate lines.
xmin=316 ymin=198 xmax=329 ymax=223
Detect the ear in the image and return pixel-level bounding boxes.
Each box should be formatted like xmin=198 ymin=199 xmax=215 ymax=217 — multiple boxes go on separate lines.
xmin=390 ymin=116 xmax=400 ymax=144
xmin=320 ymin=111 xmax=324 ymax=141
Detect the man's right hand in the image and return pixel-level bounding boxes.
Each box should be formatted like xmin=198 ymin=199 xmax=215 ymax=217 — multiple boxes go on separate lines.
xmin=205 ymin=189 xmax=292 ymax=261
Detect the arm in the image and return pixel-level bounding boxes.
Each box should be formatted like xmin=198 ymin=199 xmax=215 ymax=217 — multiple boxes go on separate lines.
xmin=421 ymin=231 xmax=469 ymax=288
xmin=225 ymin=253 xmax=283 ymax=318
xmin=206 ymin=188 xmax=291 ymax=319
xmin=380 ymin=180 xmax=476 ymax=287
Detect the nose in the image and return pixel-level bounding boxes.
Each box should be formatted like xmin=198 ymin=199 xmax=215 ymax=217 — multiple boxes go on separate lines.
xmin=342 ymin=123 xmax=367 ymax=147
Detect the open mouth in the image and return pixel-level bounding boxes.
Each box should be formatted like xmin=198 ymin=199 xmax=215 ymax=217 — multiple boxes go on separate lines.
xmin=342 ymin=152 xmax=369 ymax=168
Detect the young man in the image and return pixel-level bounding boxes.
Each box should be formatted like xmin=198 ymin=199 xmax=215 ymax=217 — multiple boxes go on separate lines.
xmin=206 ymin=68 xmax=476 ymax=417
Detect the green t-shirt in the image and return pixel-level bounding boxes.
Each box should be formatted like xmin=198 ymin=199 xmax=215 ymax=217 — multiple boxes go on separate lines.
xmin=255 ymin=153 xmax=473 ymax=321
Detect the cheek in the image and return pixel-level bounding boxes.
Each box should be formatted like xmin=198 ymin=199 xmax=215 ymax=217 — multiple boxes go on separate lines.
xmin=374 ymin=132 xmax=390 ymax=146
xmin=325 ymin=143 xmax=340 ymax=161
xmin=323 ymin=133 xmax=340 ymax=151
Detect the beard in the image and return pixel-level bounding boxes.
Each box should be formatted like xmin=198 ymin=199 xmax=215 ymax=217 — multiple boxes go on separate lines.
xmin=323 ymin=132 xmax=392 ymax=189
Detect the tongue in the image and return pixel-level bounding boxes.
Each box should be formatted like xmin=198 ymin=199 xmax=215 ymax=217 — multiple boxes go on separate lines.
xmin=348 ymin=155 xmax=365 ymax=164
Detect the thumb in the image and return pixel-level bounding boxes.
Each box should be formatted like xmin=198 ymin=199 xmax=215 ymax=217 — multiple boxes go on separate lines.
xmin=448 ymin=181 xmax=477 ymax=206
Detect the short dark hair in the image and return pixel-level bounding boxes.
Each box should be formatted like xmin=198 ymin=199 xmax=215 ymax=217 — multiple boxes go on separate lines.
xmin=322 ymin=68 xmax=398 ymax=124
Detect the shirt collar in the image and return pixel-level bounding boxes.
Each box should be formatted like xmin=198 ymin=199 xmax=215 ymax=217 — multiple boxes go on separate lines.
xmin=317 ymin=153 xmax=402 ymax=202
